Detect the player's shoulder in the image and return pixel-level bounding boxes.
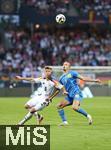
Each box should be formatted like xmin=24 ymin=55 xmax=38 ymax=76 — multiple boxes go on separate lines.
xmin=51 ymin=75 xmax=56 ymax=80
xmin=49 ymin=76 xmax=60 ymax=87
xmin=69 ymin=70 xmax=78 ymax=75
xmin=34 ymin=76 xmax=42 ymax=82
xmin=51 ymin=76 xmax=58 ymax=83
xmin=37 ymin=76 xmax=42 ymax=80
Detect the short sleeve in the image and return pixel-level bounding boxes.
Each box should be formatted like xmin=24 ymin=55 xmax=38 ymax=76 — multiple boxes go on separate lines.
xmin=33 ymin=78 xmax=41 ymax=83
xmin=71 ymin=71 xmax=79 ymax=78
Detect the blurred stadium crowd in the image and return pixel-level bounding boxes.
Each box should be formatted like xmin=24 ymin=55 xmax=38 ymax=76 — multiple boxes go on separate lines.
xmin=74 ymin=0 xmax=111 ymax=17
xmin=0 ymin=24 xmax=111 ymax=79
xmin=0 ymin=0 xmax=111 ymax=81
xmin=23 ymin=0 xmax=111 ymax=17
xmin=22 ymin=0 xmax=70 ymax=14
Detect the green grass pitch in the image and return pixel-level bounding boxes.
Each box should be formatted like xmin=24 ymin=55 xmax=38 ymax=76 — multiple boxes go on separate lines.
xmin=0 ymin=97 xmax=111 ymax=150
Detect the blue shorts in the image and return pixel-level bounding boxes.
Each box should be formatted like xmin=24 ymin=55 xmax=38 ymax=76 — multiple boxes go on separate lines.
xmin=65 ymin=92 xmax=83 ymax=104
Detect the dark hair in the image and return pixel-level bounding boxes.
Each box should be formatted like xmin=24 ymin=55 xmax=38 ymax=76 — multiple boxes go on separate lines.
xmin=63 ymin=61 xmax=71 ymax=66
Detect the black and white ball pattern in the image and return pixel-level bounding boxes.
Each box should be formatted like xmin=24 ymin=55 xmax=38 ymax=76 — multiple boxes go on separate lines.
xmin=56 ymin=14 xmax=66 ymax=24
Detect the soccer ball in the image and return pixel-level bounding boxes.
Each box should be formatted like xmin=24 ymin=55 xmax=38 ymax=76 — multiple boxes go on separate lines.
xmin=56 ymin=14 xmax=66 ymax=24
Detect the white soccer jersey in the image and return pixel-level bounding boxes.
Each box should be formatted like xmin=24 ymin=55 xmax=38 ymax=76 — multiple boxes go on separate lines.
xmin=27 ymin=77 xmax=63 ymax=111
xmin=31 ymin=78 xmax=63 ymax=98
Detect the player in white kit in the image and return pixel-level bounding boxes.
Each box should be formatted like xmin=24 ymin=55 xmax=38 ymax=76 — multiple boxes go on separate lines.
xmin=16 ymin=66 xmax=67 ymax=125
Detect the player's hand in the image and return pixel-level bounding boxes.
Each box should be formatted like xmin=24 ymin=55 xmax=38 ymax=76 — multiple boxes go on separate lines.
xmin=63 ymin=91 xmax=68 ymax=95
xmin=15 ymin=76 xmax=22 ymax=80
xmin=95 ymin=79 xmax=102 ymax=84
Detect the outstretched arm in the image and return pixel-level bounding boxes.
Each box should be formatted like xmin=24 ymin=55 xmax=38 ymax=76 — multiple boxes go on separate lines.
xmin=77 ymin=75 xmax=101 ymax=83
xmin=49 ymin=86 xmax=68 ymax=101
xmin=49 ymin=88 xmax=60 ymax=100
xmin=47 ymin=79 xmax=68 ymax=102
xmin=15 ymin=76 xmax=35 ymax=82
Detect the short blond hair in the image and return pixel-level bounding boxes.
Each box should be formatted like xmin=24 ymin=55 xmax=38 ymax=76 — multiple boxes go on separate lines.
xmin=45 ymin=66 xmax=52 ymax=70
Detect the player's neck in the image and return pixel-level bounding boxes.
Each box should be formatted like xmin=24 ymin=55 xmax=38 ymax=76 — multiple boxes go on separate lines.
xmin=46 ymin=77 xmax=49 ymax=80
xmin=45 ymin=76 xmax=51 ymax=80
xmin=64 ymin=69 xmax=69 ymax=73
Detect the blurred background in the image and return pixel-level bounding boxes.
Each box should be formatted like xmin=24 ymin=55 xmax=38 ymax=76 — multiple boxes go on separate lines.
xmin=0 ymin=0 xmax=111 ymax=96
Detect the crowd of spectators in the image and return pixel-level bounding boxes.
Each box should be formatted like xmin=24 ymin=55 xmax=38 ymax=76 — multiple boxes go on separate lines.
xmin=22 ymin=0 xmax=111 ymax=17
xmin=0 ymin=25 xmax=111 ymax=80
xmin=73 ymin=0 xmax=111 ymax=17
xmin=22 ymin=0 xmax=70 ymax=15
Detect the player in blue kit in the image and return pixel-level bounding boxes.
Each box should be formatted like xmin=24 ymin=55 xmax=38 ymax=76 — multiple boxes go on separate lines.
xmin=57 ymin=61 xmax=101 ymax=125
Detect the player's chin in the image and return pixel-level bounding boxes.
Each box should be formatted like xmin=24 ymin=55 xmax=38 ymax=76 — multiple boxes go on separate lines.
xmin=63 ymin=67 xmax=66 ymax=71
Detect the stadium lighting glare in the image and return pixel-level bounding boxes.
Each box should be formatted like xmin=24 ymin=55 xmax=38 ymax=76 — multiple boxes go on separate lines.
xmin=35 ymin=24 xmax=40 ymax=29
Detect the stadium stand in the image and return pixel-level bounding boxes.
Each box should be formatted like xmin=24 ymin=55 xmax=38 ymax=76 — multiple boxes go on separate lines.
xmin=0 ymin=23 xmax=111 ymax=79
xmin=22 ymin=0 xmax=70 ymax=14
xmin=0 ymin=0 xmax=111 ymax=86
xmin=73 ymin=0 xmax=111 ymax=17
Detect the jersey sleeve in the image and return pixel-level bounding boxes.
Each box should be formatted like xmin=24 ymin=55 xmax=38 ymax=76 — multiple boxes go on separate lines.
xmin=71 ymin=71 xmax=80 ymax=79
xmin=33 ymin=77 xmax=41 ymax=83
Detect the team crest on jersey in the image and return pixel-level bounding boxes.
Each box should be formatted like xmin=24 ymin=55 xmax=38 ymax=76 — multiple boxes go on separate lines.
xmin=67 ymin=74 xmax=72 ymax=78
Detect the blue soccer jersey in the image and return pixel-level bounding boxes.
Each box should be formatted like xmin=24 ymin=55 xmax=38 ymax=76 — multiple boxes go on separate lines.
xmin=59 ymin=70 xmax=83 ymax=103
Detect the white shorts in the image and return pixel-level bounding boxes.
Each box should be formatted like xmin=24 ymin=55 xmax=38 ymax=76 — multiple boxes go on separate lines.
xmin=26 ymin=95 xmax=49 ymax=111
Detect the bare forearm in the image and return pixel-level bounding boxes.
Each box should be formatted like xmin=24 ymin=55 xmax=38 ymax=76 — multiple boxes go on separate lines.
xmin=23 ymin=77 xmax=34 ymax=81
xmin=61 ymin=86 xmax=66 ymax=93
xmin=49 ymin=89 xmax=60 ymax=100
xmin=82 ymin=77 xmax=99 ymax=83
xmin=18 ymin=77 xmax=34 ymax=82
